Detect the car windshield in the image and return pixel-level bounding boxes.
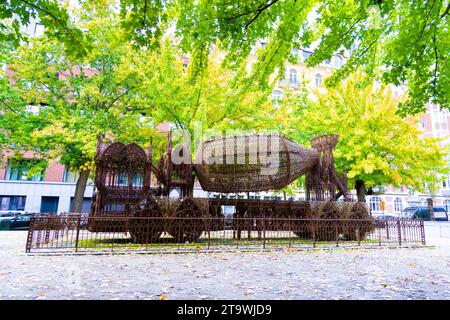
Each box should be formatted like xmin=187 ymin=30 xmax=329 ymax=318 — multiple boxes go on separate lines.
xmin=401 ymin=208 xmax=417 ymax=217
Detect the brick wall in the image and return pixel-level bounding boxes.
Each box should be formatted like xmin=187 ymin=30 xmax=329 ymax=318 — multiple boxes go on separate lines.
xmin=43 ymin=160 xmax=65 ymax=182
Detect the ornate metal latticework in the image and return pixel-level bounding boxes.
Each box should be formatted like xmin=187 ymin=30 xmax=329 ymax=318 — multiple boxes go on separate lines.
xmin=194 ymin=134 xmax=320 ymax=193
xmin=26 ymin=214 xmax=426 ymax=253
xmin=88 ymin=132 xmax=366 ymax=243
xmin=88 ymin=136 xmax=152 ymax=232
xmin=306 ymin=134 xmax=352 ymax=202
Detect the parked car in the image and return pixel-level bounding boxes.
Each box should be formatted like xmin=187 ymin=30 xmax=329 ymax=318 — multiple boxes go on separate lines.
xmin=9 ymin=213 xmax=33 ymax=230
xmin=372 ymin=213 xmax=399 ymax=228
xmin=372 ymin=213 xmax=399 ymax=219
xmin=400 ymin=206 xmax=449 ymax=221
xmin=0 ymin=212 xmax=21 ymax=230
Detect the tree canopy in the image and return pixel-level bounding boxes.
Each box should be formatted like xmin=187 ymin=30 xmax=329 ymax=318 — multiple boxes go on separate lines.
xmin=281 ymin=73 xmax=448 ymax=201
xmin=105 ymin=0 xmax=450 ymax=115
xmin=0 ymin=7 xmax=277 ymax=210
xmin=0 ymin=10 xmax=157 ymax=211
xmin=1 ymin=0 xmax=449 ymax=206
xmin=3 ymin=1 xmax=449 ymax=114
xmin=130 ymin=43 xmax=276 ymax=140
xmin=0 ymin=0 xmax=90 ymax=59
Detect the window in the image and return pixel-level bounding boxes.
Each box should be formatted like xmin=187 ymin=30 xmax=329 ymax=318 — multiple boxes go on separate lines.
xmin=369 ymin=196 xmax=381 ymax=212
xmin=63 ymin=168 xmax=79 ymax=183
xmin=0 ymin=196 xmax=26 ymax=211
xmin=315 ymin=74 xmax=322 ymax=87
xmin=4 ymin=159 xmax=44 ymax=181
xmin=419 ymin=117 xmax=425 ymax=129
xmin=394 ymin=197 xmax=403 ymax=213
xmin=40 ymin=197 xmax=59 ymax=214
xmin=289 ymin=69 xmax=297 ymax=85
xmin=34 ymin=23 xmax=44 ymax=37
xmin=70 ymin=197 xmax=92 ymax=213
xmin=302 ymin=50 xmax=313 ymax=60
xmin=335 ymin=55 xmax=343 ymax=67
xmin=272 ymin=90 xmax=283 ymax=105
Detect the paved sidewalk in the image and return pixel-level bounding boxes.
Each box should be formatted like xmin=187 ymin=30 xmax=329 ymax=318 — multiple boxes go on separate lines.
xmin=0 ymin=230 xmax=449 ymax=300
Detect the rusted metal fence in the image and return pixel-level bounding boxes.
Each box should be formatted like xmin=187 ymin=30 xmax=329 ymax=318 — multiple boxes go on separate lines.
xmin=25 ymin=214 xmax=426 ymax=254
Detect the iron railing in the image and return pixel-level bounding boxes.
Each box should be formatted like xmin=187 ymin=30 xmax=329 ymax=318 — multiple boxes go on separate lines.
xmin=25 ymin=214 xmax=426 ymax=254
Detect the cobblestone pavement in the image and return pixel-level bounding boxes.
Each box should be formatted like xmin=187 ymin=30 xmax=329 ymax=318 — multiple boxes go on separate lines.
xmin=0 ymin=225 xmax=449 ymax=300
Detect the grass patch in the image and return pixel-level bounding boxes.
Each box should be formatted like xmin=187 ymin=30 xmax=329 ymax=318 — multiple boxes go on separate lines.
xmin=73 ymin=235 xmax=381 ymax=251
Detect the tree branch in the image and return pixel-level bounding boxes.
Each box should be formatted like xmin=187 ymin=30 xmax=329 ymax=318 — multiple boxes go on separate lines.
xmin=142 ymin=0 xmax=148 ymax=29
xmin=104 ymin=89 xmax=132 ymax=111
xmin=432 ymin=30 xmax=439 ymax=97
xmin=410 ymin=0 xmax=436 ymax=48
xmin=18 ymin=0 xmax=80 ymax=42
xmin=0 ymin=99 xmax=19 ymax=114
xmin=245 ymin=0 xmax=279 ymax=30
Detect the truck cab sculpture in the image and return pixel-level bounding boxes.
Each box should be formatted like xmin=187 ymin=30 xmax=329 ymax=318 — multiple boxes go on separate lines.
xmin=88 ymin=132 xmax=370 ymax=243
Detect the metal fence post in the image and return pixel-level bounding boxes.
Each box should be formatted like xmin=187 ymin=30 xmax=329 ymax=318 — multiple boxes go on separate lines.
xmin=420 ymin=220 xmax=426 ymax=245
xmin=208 ymin=217 xmax=211 ymax=250
xmin=74 ymin=215 xmax=81 ymax=253
xmin=312 ymin=220 xmax=316 ymax=248
xmin=335 ymin=220 xmax=339 ymax=247
xmin=386 ymin=220 xmax=390 ymax=240
xmin=263 ymin=217 xmax=266 ymax=249
xmin=356 ymin=222 xmax=361 ymax=246
xmin=397 ymin=219 xmax=402 ymax=246
xmin=378 ymin=223 xmax=382 ymax=246
xmin=288 ymin=219 xmax=292 ymax=248
xmin=25 ymin=215 xmax=35 ymax=253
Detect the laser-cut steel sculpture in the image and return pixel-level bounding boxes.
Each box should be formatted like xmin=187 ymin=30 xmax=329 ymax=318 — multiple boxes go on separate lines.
xmin=88 ymin=132 xmax=371 ymax=242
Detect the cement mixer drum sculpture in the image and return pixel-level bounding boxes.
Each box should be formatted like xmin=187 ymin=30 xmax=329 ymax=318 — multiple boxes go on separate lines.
xmin=194 ymin=134 xmax=319 ymax=193
xmin=88 ymin=132 xmax=371 ymax=242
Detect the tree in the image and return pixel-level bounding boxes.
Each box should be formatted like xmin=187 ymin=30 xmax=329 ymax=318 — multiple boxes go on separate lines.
xmin=0 ymin=0 xmax=89 ymax=59
xmin=282 ymin=72 xmax=448 ymax=202
xmin=0 ymin=11 xmax=155 ymax=213
xmin=99 ymin=0 xmax=449 ymax=114
xmin=126 ymin=42 xmax=277 ymax=149
xmin=0 ymin=7 xmax=278 ymax=213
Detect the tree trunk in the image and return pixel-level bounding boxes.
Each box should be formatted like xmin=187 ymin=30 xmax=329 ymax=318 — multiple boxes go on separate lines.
xmin=71 ymin=169 xmax=90 ymax=213
xmin=427 ymin=198 xmax=435 ymax=221
xmin=355 ymin=180 xmax=366 ymax=203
